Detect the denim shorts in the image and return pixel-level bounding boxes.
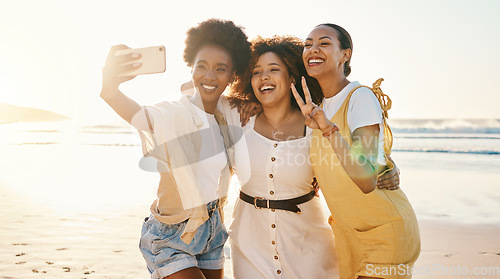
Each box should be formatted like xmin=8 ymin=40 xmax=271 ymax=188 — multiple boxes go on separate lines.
xmin=139 ymin=200 xmax=228 ymax=279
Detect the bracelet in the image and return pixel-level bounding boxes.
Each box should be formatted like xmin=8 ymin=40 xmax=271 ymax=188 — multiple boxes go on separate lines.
xmin=322 ymin=124 xmax=339 ymax=137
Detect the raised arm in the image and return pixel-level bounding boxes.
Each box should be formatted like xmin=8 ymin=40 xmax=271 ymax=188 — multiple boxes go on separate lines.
xmin=100 ymin=45 xmax=149 ymax=129
xmin=292 ymin=77 xmax=379 ymax=194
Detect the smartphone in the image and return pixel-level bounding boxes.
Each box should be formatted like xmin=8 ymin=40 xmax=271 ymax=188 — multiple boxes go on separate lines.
xmin=115 ymin=46 xmax=166 ymax=77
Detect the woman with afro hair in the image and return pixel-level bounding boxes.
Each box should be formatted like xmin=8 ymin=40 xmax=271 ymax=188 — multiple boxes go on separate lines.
xmin=100 ymin=19 xmax=251 ymax=279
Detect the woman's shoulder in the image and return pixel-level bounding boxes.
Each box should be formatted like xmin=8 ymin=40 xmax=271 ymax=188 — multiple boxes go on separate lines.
xmin=351 ymin=83 xmax=373 ymax=96
xmin=333 ymin=81 xmax=371 ymax=104
xmin=350 ymin=84 xmax=380 ymax=107
xmin=149 ymin=95 xmax=191 ymax=110
xmin=144 ymin=95 xmax=198 ymax=127
xmin=347 ymin=83 xmax=383 ymax=124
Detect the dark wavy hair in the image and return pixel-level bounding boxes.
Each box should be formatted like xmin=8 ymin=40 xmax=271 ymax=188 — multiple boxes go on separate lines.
xmin=183 ymin=19 xmax=251 ymax=78
xmin=316 ymin=23 xmax=353 ymax=77
xmin=229 ymin=35 xmax=322 ymax=109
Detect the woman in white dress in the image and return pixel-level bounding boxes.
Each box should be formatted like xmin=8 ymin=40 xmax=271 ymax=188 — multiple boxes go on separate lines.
xmin=222 ymin=36 xmax=339 ymax=279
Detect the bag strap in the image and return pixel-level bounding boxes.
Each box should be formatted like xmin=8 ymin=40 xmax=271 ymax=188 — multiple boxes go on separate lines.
xmin=370 ymin=78 xmax=392 ymax=119
xmin=369 ymin=79 xmax=393 ymax=154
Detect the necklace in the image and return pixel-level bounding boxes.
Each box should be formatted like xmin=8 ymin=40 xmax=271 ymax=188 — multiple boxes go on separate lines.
xmin=262 ymin=111 xmax=294 ymax=137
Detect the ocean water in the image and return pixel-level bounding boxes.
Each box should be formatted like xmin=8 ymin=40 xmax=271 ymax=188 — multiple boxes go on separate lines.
xmin=391 ymin=118 xmax=500 ymax=155
xmin=388 ymin=118 xmax=500 ymax=172
xmin=3 ymin=118 xmax=499 ymax=156
xmin=1 ymin=118 xmax=499 ymax=224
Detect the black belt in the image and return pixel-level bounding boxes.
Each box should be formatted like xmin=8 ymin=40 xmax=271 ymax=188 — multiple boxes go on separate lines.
xmin=239 ymin=190 xmax=315 ymax=213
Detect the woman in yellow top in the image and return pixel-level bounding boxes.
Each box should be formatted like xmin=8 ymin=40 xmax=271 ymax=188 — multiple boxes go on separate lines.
xmin=291 ymin=23 xmax=421 ymax=279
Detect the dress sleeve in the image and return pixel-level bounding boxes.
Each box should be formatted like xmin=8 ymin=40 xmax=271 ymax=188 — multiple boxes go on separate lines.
xmin=347 ymin=87 xmax=383 ymax=133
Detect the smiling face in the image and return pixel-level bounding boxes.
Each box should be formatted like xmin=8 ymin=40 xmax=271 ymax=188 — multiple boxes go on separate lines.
xmin=191 ymin=44 xmax=234 ymax=105
xmin=303 ymin=25 xmax=350 ymax=80
xmin=251 ymin=52 xmax=293 ymax=108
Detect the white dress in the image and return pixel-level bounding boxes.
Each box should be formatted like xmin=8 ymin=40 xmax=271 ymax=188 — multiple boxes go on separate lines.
xmin=228 ymin=116 xmax=339 ymax=279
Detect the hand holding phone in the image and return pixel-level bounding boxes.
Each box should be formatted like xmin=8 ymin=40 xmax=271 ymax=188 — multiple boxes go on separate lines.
xmin=114 ymin=46 xmax=166 ymax=77
xmin=101 ymin=44 xmax=167 ymax=101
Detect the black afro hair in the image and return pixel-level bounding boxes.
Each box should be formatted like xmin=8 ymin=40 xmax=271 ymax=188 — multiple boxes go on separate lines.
xmin=183 ymin=19 xmax=251 ymax=77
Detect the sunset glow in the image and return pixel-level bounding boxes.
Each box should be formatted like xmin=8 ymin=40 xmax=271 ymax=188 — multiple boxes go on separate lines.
xmin=1 ymin=0 xmax=499 ymax=123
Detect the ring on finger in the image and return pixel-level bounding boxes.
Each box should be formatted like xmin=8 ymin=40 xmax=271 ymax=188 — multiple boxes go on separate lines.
xmin=311 ymin=106 xmax=319 ymax=116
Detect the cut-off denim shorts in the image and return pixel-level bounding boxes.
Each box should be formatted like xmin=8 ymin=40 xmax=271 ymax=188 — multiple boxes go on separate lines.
xmin=139 ymin=200 xmax=228 ymax=279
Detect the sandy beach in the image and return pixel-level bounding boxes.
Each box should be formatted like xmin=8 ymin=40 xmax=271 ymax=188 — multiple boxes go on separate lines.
xmin=1 ymin=179 xmax=499 ymax=278
xmin=1 ymin=123 xmax=499 ymax=278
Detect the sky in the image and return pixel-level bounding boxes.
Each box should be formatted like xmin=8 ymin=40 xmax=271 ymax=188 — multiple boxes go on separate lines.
xmin=0 ymin=0 xmax=499 ymax=124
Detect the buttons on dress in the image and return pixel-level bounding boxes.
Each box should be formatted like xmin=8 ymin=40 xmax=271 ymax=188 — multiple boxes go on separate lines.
xmin=272 ymin=241 xmax=276 ymax=245
xmin=271 ymin=224 xmax=276 ymax=229
xmin=274 ymin=255 xmax=279 ymax=260
xmin=271 ymin=157 xmax=276 ymax=162
xmin=270 ymin=191 xmax=274 ymax=195
xmin=277 ymin=270 xmax=282 ymax=274
xmin=269 ymin=174 xmax=273 ymax=178
xmin=274 ymin=143 xmax=278 ymax=148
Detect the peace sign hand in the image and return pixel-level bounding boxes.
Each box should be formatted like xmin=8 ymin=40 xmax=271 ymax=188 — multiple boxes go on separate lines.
xmin=291 ymin=77 xmax=333 ymax=132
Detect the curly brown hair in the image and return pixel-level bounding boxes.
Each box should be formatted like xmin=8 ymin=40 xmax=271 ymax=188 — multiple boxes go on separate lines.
xmin=229 ymin=35 xmax=322 ymax=109
xmin=183 ymin=19 xmax=251 ymax=78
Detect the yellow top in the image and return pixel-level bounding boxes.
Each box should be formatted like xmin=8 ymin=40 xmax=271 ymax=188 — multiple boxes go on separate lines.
xmin=310 ymin=79 xmax=420 ymax=279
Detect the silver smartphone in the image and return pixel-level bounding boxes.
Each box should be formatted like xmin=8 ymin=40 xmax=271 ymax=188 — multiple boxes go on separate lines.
xmin=115 ymin=46 xmax=166 ymax=77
